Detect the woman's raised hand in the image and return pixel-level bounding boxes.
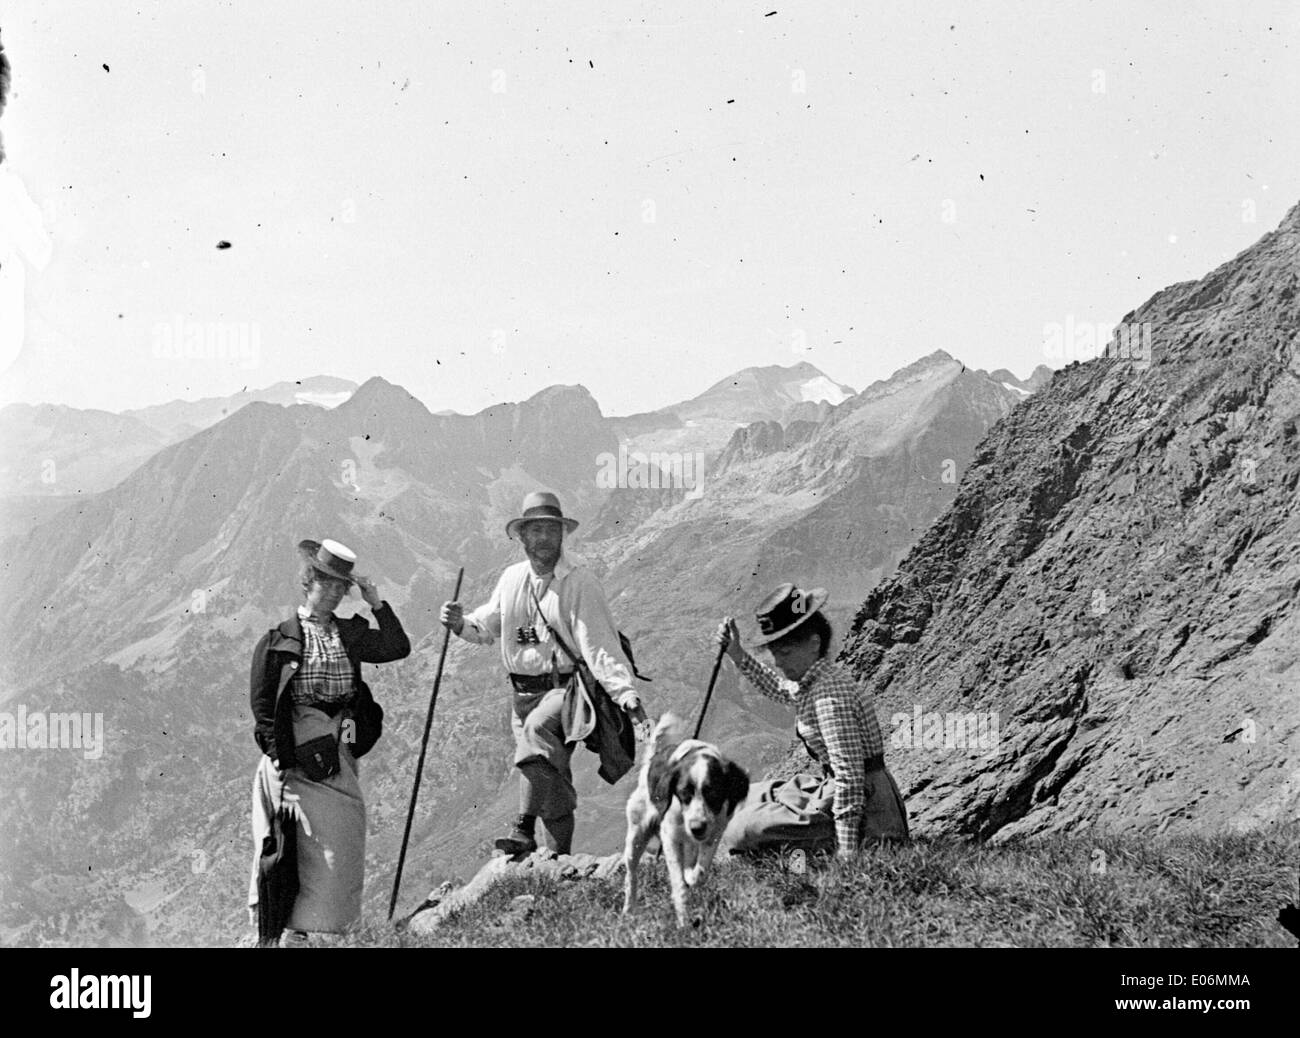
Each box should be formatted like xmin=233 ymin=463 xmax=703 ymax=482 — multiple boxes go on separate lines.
xmin=354 ymin=574 xmax=383 ymax=610
xmin=715 ymin=616 xmax=743 ymax=662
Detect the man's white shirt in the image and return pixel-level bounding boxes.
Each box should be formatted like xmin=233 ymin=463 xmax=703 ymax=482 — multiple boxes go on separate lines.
xmin=457 ymin=551 xmax=639 ymax=708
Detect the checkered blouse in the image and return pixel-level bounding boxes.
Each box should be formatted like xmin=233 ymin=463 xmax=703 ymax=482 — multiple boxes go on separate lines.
xmin=736 ymin=653 xmax=885 ymax=852
xmin=291 ymin=606 xmax=355 ymax=707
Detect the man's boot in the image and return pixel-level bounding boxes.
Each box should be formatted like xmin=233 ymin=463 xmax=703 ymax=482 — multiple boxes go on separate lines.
xmin=494 ymin=813 xmax=538 ymax=856
xmin=541 ymin=813 xmax=575 ymax=856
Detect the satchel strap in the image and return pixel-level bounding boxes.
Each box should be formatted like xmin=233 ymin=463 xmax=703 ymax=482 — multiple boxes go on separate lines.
xmin=527 ymin=583 xmax=582 ymax=671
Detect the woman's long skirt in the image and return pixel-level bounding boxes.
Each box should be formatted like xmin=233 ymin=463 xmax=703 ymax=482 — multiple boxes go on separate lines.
xmin=248 ymin=704 xmax=366 ymax=933
xmin=720 ymin=766 xmax=909 ymax=855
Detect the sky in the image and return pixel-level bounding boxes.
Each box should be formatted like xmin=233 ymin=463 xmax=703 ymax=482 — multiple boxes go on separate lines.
xmin=1 ymin=0 xmax=1297 ymax=417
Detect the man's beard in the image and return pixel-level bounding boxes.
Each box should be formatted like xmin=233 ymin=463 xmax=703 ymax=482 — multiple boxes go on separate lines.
xmin=527 ymin=544 xmax=560 ymax=569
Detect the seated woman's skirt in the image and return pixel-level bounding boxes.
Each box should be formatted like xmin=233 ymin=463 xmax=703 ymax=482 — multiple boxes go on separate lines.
xmin=248 ymin=704 xmax=366 ymax=933
xmin=720 ymin=766 xmax=909 ymax=855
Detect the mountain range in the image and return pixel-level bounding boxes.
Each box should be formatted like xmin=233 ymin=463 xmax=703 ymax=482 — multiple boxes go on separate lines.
xmin=0 ymin=376 xmax=359 ymax=538
xmin=0 ymin=349 xmax=1039 ymax=945
xmin=121 ymin=375 xmax=359 ymax=442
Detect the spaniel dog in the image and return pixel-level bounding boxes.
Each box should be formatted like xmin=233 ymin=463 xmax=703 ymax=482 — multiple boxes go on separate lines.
xmin=622 ymin=713 xmax=750 ymax=927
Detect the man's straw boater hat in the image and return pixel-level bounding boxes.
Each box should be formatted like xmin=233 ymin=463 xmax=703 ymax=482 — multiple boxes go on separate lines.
xmin=752 ymin=582 xmax=829 ymax=645
xmin=505 ymin=491 xmax=580 ymax=541
xmin=297 ymin=538 xmax=358 ymax=584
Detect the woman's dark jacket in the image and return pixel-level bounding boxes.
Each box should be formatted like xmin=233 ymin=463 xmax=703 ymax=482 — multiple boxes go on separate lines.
xmin=250 ymin=602 xmax=411 ymax=766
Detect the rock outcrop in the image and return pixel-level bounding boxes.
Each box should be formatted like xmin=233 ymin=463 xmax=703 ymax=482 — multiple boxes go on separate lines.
xmin=405 ymin=850 xmax=622 ymax=933
xmin=840 ymin=202 xmax=1300 ymax=840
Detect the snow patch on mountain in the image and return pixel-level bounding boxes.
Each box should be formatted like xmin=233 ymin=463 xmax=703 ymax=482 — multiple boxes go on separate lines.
xmin=798 ymin=375 xmax=852 ymax=405
xmin=295 ymin=390 xmax=352 ymax=409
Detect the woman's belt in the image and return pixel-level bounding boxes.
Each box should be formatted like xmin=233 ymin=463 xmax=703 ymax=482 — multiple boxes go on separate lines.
xmin=509 ymin=672 xmax=574 ymax=694
xmin=863 ymin=754 xmax=885 ymax=773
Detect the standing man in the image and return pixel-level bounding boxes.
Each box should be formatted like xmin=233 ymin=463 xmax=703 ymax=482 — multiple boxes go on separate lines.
xmin=440 ymin=491 xmax=649 ymax=855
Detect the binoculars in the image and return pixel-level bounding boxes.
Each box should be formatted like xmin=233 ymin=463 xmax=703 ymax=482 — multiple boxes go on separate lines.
xmin=514 ymin=625 xmax=541 ymax=645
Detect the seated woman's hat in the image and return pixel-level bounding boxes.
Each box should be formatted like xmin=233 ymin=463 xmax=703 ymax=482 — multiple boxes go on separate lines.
xmin=753 ymin=582 xmax=829 ymax=645
xmin=505 ymin=491 xmax=580 ymax=540
xmin=297 ymin=538 xmax=357 ymax=584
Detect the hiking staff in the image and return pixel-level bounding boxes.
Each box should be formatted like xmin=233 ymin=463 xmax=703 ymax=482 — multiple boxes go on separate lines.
xmin=388 ymin=566 xmax=463 ymax=920
xmin=693 ymin=634 xmax=728 ymax=740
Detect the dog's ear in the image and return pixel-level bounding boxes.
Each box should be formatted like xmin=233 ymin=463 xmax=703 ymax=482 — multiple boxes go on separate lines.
xmin=651 ymin=758 xmax=679 ymax=808
xmin=722 ymin=761 xmax=750 ymax=813
xmin=664 ymin=758 xmax=690 ymax=806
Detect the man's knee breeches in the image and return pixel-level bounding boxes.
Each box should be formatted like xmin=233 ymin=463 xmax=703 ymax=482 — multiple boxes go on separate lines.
xmin=511 ymin=687 xmax=575 ymax=818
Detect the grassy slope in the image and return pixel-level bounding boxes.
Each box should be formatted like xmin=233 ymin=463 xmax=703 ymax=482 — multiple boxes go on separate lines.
xmin=341 ymin=825 xmax=1300 ymax=948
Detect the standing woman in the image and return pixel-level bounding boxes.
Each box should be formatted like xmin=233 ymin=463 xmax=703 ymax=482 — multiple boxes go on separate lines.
xmin=248 ymin=539 xmax=410 ymax=944
xmin=716 ymin=583 xmax=908 ymax=860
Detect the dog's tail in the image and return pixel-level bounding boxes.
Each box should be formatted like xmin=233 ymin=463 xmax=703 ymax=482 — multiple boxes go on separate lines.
xmin=649 ymin=712 xmax=689 ymax=755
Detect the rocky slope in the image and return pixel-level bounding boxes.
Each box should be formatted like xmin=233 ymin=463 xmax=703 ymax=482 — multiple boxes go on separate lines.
xmin=840 ymin=203 xmax=1300 ymax=841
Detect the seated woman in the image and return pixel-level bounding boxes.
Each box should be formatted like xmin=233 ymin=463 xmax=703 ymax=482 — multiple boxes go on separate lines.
xmin=716 ymin=583 xmax=908 ymax=860
xmin=247 ymin=538 xmax=410 ymax=945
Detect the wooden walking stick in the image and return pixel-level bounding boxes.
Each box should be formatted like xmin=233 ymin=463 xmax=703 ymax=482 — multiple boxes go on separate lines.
xmin=389 ymin=567 xmax=464 ymax=921
xmin=693 ymin=632 xmax=729 ymax=741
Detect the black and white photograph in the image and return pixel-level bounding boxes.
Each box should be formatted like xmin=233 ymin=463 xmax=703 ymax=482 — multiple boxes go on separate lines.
xmin=0 ymin=0 xmax=1296 ymax=1010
